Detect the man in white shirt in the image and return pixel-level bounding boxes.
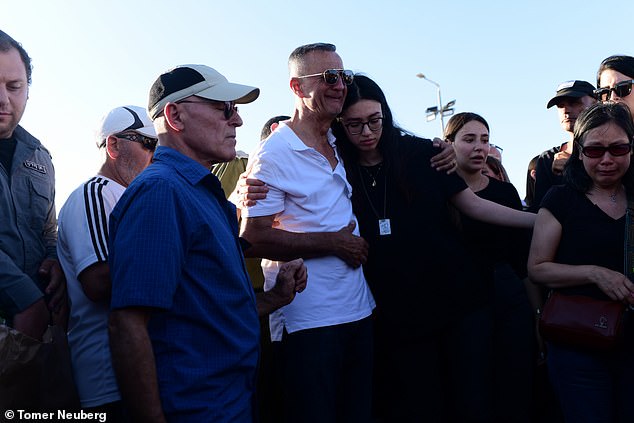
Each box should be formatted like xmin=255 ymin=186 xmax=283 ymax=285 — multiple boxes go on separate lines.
xmin=240 ymin=42 xmax=376 ymax=423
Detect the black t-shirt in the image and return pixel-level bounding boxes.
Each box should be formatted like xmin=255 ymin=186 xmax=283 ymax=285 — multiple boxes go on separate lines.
xmin=352 ymin=136 xmax=481 ymax=335
xmin=0 ymin=135 xmax=17 ymax=177
xmin=532 ymin=143 xmax=565 ymax=212
xmin=542 ymin=184 xmax=625 ymax=300
xmin=459 ymin=177 xmax=530 ymax=283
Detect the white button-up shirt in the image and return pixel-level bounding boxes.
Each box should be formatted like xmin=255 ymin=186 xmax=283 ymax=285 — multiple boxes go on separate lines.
xmin=243 ymin=123 xmax=375 ymax=340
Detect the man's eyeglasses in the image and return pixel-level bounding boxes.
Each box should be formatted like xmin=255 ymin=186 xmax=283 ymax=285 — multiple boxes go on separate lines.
xmin=177 ymin=99 xmax=238 ymax=120
xmin=594 ymin=80 xmax=634 ymax=101
xmin=115 ymin=132 xmax=158 ymax=151
xmin=578 ymin=143 xmax=632 ymax=158
xmin=343 ymin=117 xmax=383 ymax=135
xmin=489 ymin=144 xmax=503 ymax=154
xmin=296 ymin=69 xmax=354 ymax=86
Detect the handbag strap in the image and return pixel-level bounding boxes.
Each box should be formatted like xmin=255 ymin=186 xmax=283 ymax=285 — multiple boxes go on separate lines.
xmin=625 ymin=198 xmax=634 ymax=282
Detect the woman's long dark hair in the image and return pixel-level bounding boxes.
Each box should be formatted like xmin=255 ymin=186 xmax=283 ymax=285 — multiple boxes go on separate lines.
xmin=564 ymin=102 xmax=634 ymax=197
xmin=332 ymin=74 xmax=415 ymax=208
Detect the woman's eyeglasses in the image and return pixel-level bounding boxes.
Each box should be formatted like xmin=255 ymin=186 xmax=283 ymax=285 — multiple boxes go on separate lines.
xmin=116 ymin=132 xmax=158 ymax=151
xmin=177 ymin=99 xmax=238 ymax=120
xmin=296 ymin=69 xmax=354 ymax=86
xmin=594 ymin=80 xmax=634 ymax=101
xmin=578 ymin=143 xmax=632 ymax=158
xmin=343 ymin=117 xmax=384 ymax=135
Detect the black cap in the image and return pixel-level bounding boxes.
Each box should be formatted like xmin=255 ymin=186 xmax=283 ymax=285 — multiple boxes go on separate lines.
xmin=547 ymin=80 xmax=596 ymax=109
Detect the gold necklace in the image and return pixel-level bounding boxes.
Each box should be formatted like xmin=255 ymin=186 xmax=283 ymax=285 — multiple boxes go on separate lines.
xmin=361 ymin=164 xmax=383 ymax=187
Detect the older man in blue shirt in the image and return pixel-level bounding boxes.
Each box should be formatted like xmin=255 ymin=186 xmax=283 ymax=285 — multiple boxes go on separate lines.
xmin=108 ymin=65 xmax=307 ymax=423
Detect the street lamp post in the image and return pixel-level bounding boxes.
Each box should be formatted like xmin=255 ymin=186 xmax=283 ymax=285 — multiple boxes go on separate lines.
xmin=416 ymin=73 xmax=455 ymax=136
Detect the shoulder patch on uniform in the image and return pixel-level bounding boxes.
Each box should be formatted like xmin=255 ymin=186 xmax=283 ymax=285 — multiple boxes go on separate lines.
xmin=24 ymin=160 xmax=47 ymax=174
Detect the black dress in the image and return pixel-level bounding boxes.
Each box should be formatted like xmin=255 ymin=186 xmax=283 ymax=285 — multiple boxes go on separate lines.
xmin=459 ymin=177 xmax=535 ymax=423
xmin=351 ymin=136 xmax=493 ymax=422
xmin=354 ymin=137 xmax=482 ymax=334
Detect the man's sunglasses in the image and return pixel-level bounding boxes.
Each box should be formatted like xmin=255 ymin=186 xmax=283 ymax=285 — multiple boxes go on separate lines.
xmin=296 ymin=69 xmax=354 ymax=86
xmin=578 ymin=143 xmax=632 ymax=158
xmin=594 ymin=80 xmax=634 ymax=101
xmin=177 ymin=99 xmax=238 ymax=120
xmin=116 ymin=132 xmax=158 ymax=151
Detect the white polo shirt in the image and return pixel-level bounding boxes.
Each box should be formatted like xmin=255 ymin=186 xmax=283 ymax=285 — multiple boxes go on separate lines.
xmin=243 ymin=123 xmax=375 ymax=341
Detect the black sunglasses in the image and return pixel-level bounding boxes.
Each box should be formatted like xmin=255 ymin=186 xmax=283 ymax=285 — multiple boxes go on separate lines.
xmin=578 ymin=143 xmax=632 ymax=158
xmin=178 ymin=99 xmax=238 ymax=120
xmin=116 ymin=132 xmax=158 ymax=151
xmin=296 ymin=69 xmax=354 ymax=86
xmin=594 ymin=80 xmax=634 ymax=101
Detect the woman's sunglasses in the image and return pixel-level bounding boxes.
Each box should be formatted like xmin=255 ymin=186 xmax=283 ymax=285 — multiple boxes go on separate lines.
xmin=578 ymin=143 xmax=632 ymax=158
xmin=296 ymin=69 xmax=354 ymax=86
xmin=594 ymin=80 xmax=634 ymax=101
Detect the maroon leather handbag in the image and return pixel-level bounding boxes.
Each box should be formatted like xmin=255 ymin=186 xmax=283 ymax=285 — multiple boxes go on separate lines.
xmin=539 ymin=291 xmax=625 ymax=351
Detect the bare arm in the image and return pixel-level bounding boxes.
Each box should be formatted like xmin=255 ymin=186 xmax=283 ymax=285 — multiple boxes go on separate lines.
xmin=256 ymin=258 xmax=308 ymax=316
xmin=450 ymin=188 xmax=535 ymax=228
xmin=527 ymin=208 xmax=634 ymax=303
xmin=78 ymin=262 xmax=111 ymax=302
xmin=241 ymin=215 xmax=368 ymax=268
xmin=109 ymin=307 xmax=167 ymax=423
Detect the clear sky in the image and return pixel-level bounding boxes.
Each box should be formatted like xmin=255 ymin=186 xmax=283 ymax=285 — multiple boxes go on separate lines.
xmin=4 ymin=0 xmax=631 ymax=207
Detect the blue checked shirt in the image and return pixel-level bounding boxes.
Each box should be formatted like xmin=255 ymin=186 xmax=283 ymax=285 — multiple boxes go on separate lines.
xmin=109 ymin=146 xmax=259 ymax=422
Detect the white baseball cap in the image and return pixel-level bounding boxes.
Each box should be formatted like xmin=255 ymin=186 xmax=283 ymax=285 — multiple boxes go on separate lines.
xmin=147 ymin=64 xmax=260 ymax=119
xmin=97 ymin=105 xmax=157 ymax=147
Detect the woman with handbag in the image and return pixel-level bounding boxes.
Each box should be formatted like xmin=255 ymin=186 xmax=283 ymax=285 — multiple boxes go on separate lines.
xmin=528 ymin=101 xmax=634 ymax=422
